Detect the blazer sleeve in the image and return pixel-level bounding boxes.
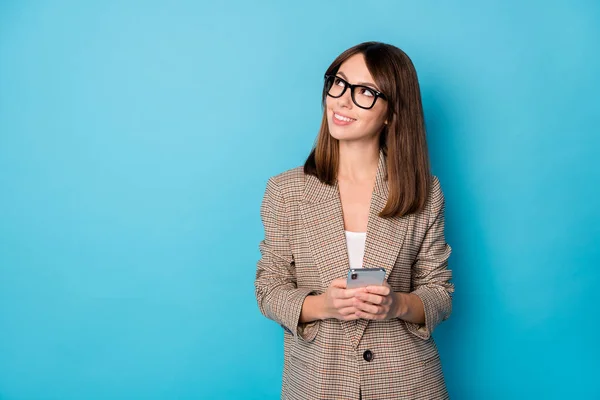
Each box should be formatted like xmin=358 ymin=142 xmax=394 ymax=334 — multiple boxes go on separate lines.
xmin=405 ymin=176 xmax=454 ymax=340
xmin=254 ymin=176 xmax=319 ymax=343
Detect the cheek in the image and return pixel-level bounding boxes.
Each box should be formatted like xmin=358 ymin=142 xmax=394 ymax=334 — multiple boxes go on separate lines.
xmin=367 ymin=107 xmax=387 ymax=128
xmin=325 ymin=97 xmax=336 ymax=112
xmin=358 ymin=110 xmax=386 ymax=130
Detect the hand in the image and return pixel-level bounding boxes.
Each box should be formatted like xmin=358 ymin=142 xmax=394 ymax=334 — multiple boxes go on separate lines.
xmin=321 ymin=278 xmax=362 ymax=321
xmin=353 ymin=280 xmax=402 ymax=320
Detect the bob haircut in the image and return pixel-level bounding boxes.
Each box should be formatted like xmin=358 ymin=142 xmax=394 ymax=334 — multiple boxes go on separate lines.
xmin=304 ymin=41 xmax=431 ymax=218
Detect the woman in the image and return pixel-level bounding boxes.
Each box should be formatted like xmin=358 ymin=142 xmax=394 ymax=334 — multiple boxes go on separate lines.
xmin=255 ymin=41 xmax=454 ymax=400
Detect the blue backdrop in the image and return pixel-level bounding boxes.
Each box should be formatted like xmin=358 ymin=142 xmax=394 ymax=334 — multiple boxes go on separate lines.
xmin=1 ymin=1 xmax=598 ymax=399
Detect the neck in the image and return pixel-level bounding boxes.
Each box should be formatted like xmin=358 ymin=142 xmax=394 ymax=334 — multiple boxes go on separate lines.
xmin=337 ymin=139 xmax=380 ymax=183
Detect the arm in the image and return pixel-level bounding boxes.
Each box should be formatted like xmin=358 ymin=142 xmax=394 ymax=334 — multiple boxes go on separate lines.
xmin=403 ymin=176 xmax=454 ymax=340
xmin=254 ymin=177 xmax=320 ymax=343
xmin=300 ymin=279 xmax=361 ymax=323
xmin=299 ymin=294 xmax=326 ymax=323
xmin=394 ymin=292 xmax=425 ymax=324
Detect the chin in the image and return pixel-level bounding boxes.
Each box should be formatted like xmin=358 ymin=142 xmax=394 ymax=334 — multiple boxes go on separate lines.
xmin=328 ymin=125 xmax=350 ymax=141
xmin=327 ymin=121 xmax=366 ymax=141
xmin=328 ymin=129 xmax=363 ymax=142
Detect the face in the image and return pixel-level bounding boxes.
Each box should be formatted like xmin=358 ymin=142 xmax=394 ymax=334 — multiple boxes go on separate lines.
xmin=325 ymin=53 xmax=388 ymax=143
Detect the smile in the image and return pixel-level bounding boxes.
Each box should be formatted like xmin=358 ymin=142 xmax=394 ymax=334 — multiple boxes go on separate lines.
xmin=334 ymin=113 xmax=356 ymax=122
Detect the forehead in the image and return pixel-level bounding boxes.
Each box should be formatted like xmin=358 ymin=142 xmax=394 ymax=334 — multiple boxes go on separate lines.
xmin=337 ymin=53 xmax=375 ymax=85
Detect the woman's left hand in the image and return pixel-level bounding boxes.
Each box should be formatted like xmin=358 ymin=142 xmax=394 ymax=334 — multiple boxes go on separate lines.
xmin=353 ymin=280 xmax=403 ymax=320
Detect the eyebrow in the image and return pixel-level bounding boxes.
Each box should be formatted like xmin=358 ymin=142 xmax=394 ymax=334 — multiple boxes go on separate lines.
xmin=337 ymin=71 xmax=380 ymax=91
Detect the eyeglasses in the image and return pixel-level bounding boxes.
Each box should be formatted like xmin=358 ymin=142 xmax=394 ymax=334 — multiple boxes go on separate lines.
xmin=324 ymin=74 xmax=387 ymax=110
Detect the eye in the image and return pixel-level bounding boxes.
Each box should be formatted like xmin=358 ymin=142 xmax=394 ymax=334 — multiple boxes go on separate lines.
xmin=358 ymin=87 xmax=375 ymax=97
xmin=334 ymin=77 xmax=346 ymax=87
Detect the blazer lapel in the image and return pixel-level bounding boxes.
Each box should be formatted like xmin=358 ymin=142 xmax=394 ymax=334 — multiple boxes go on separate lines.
xmin=301 ymin=170 xmax=358 ymax=345
xmin=300 ymin=149 xmax=409 ymax=348
xmin=300 ymin=175 xmax=348 ymax=288
xmin=356 ymin=151 xmax=410 ymax=345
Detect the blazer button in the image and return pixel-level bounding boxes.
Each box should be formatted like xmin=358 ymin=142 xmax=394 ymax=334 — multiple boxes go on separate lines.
xmin=363 ymin=350 xmax=373 ymax=362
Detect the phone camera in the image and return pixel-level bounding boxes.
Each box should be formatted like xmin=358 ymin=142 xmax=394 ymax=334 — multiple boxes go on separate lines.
xmin=351 ymin=273 xmax=358 ymax=280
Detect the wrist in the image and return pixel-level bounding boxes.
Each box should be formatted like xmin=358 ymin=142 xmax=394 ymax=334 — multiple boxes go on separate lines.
xmin=395 ymin=292 xmax=408 ymax=319
xmin=301 ymin=293 xmax=328 ymax=323
xmin=315 ymin=293 xmax=328 ymax=320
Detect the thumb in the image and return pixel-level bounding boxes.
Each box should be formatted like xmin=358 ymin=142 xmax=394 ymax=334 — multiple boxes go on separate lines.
xmin=330 ymin=278 xmax=347 ymax=289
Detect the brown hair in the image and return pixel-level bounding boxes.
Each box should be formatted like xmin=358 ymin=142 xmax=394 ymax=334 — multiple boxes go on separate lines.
xmin=304 ymin=41 xmax=431 ymax=218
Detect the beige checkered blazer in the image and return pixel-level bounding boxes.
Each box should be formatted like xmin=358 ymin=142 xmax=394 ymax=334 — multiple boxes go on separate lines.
xmin=255 ymin=150 xmax=453 ymax=400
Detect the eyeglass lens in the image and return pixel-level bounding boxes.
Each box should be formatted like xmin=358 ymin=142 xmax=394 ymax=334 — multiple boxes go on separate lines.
xmin=325 ymin=76 xmax=378 ymax=109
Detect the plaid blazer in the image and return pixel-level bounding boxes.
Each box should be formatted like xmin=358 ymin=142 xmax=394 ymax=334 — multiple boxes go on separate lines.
xmin=255 ymin=150 xmax=453 ymax=400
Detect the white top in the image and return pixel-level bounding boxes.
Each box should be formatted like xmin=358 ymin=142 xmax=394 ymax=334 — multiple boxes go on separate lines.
xmin=344 ymin=230 xmax=367 ymax=269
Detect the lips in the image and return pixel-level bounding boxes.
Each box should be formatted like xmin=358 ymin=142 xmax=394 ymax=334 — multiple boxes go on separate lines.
xmin=333 ymin=112 xmax=356 ymax=122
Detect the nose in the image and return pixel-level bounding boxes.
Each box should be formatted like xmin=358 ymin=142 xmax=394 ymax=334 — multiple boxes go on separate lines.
xmin=336 ymin=87 xmax=353 ymax=109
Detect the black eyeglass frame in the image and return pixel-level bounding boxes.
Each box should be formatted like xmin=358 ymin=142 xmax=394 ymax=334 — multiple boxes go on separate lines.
xmin=323 ymin=74 xmax=387 ymax=110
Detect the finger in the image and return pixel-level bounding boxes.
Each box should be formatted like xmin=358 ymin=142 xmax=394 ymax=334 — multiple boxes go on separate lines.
xmin=355 ymin=310 xmax=383 ymax=320
xmin=332 ymin=298 xmax=355 ymax=309
xmin=338 ymin=306 xmax=358 ymax=316
xmin=342 ymin=313 xmax=360 ymax=321
xmin=330 ymin=278 xmax=347 ymax=288
xmin=355 ymin=292 xmax=384 ymax=305
xmin=336 ymin=288 xmax=365 ymax=299
xmin=338 ymin=307 xmax=360 ymax=321
xmin=354 ymin=299 xmax=381 ymax=315
xmin=365 ymin=285 xmax=391 ymax=296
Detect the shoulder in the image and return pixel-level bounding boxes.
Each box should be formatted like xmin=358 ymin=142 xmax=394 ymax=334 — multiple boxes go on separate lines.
xmin=431 ymin=175 xmax=442 ymax=197
xmin=264 ymin=165 xmax=306 ymax=203
xmin=427 ymin=175 xmax=446 ymax=213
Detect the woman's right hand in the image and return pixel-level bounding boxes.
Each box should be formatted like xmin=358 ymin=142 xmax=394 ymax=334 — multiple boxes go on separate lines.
xmin=320 ymin=278 xmax=363 ymax=321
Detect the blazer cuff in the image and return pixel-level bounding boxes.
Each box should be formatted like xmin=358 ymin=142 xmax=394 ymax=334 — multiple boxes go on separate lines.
xmin=404 ymin=286 xmax=451 ymax=340
xmin=282 ymin=288 xmax=320 ymax=343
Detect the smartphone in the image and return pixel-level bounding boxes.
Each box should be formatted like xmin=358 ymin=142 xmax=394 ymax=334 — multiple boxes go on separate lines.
xmin=346 ymin=268 xmax=386 ymax=289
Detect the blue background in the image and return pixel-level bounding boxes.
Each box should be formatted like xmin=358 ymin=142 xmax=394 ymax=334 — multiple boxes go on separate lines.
xmin=1 ymin=1 xmax=599 ymax=399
